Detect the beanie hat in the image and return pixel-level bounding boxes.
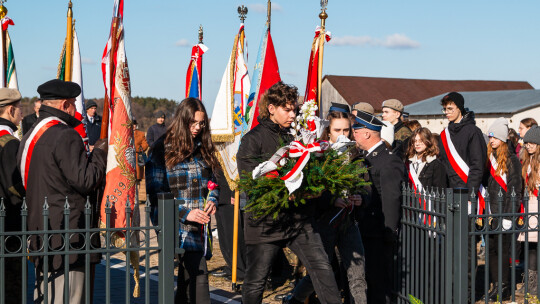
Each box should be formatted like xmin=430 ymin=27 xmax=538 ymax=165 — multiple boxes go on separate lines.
xmin=380 ymin=121 xmax=394 ymax=146
xmin=524 ymin=125 xmax=540 ymax=145
xmin=443 ymin=92 xmax=465 ymax=114
xmin=487 ymin=117 xmax=509 ymax=142
xmin=85 ymin=100 xmax=97 ymax=110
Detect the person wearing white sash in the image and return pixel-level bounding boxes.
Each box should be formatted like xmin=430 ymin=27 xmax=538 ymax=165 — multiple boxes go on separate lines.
xmin=518 ymin=125 xmax=540 ymax=295
xmin=481 ymin=118 xmax=522 ymax=301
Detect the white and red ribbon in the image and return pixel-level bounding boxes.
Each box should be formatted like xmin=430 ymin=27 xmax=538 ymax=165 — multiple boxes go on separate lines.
xmin=0 ymin=125 xmax=15 ymax=137
xmin=1 ymin=17 xmax=14 ymax=31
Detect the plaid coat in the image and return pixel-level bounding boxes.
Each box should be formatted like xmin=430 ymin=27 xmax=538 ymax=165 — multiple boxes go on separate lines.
xmin=167 ymin=146 xmax=218 ymax=257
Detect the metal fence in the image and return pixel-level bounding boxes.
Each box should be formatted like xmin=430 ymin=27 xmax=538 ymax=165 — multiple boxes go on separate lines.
xmin=398 ymin=185 xmax=540 ymax=304
xmin=0 ymin=192 xmax=182 ymax=304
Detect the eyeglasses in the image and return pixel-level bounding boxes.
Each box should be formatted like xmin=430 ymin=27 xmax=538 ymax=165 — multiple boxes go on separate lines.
xmin=441 ymin=107 xmax=456 ymax=114
xmin=190 ymin=121 xmax=206 ymax=128
xmin=525 ymin=142 xmax=537 ymax=148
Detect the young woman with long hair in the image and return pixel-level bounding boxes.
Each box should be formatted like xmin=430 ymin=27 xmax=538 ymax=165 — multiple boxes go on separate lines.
xmin=405 ymin=127 xmax=447 ymax=191
xmin=163 ymin=97 xmax=219 ymax=304
xmin=288 ymin=105 xmax=367 ymax=304
xmin=481 ymin=118 xmax=522 ymax=301
xmin=518 ymin=125 xmax=540 ymax=295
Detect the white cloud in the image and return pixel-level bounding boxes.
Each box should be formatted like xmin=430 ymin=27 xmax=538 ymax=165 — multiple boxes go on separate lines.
xmin=329 ymin=33 xmax=420 ymax=49
xmin=81 ymin=57 xmax=96 ymax=64
xmin=175 ymin=39 xmax=190 ymax=47
xmin=248 ymin=3 xmax=283 ymax=13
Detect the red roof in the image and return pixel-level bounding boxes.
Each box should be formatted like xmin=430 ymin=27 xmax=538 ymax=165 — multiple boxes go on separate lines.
xmin=324 ymin=75 xmax=534 ymax=111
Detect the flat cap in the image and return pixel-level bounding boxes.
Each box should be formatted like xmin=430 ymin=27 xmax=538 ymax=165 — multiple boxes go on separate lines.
xmin=0 ymin=88 xmax=21 ymax=106
xmin=154 ymin=110 xmax=166 ymax=118
xmin=37 ymin=79 xmax=81 ymax=100
xmin=85 ymin=100 xmax=97 ymax=110
xmin=382 ymin=99 xmax=404 ymax=113
xmin=352 ymin=110 xmax=384 ymax=132
xmin=328 ymin=102 xmax=350 ymax=114
xmin=352 ymin=102 xmax=375 ymax=115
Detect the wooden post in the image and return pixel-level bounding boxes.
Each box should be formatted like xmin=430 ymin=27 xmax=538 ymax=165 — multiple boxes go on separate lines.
xmin=317 ymin=5 xmax=328 ymax=112
xmin=231 ymin=188 xmax=240 ymax=291
xmin=65 ymin=1 xmax=73 ymax=82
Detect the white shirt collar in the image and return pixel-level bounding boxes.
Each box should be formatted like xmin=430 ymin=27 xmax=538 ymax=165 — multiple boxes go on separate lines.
xmin=366 ymin=140 xmax=384 ymax=156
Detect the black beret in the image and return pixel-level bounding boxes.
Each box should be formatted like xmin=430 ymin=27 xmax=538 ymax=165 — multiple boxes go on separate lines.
xmin=154 ymin=110 xmax=166 ymax=118
xmin=37 ymin=79 xmax=81 ymax=100
xmin=85 ymin=100 xmax=97 ymax=110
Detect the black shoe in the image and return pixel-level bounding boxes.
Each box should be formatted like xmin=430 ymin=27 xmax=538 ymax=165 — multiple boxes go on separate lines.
xmin=211 ymin=270 xmax=230 ymax=278
xmin=281 ymin=294 xmax=303 ymax=304
xmin=488 ymin=283 xmax=511 ymax=302
xmin=274 ymin=293 xmax=291 ymax=301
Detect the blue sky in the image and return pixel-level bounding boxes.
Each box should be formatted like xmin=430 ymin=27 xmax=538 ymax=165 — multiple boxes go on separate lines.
xmin=6 ymin=0 xmax=540 ymax=113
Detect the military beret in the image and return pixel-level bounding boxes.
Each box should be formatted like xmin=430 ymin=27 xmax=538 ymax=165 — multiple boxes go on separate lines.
xmin=0 ymin=88 xmax=21 ymax=106
xmin=351 ymin=102 xmax=375 ymax=115
xmin=352 ymin=110 xmax=384 ymax=132
xmin=328 ymin=102 xmax=350 ymax=114
xmin=382 ymin=99 xmax=404 ymax=113
xmin=154 ymin=110 xmax=166 ymax=118
xmin=37 ymin=79 xmax=81 ymax=100
xmin=85 ymin=100 xmax=97 ymax=110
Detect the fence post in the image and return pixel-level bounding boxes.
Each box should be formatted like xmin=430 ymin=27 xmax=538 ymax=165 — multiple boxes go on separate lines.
xmin=451 ymin=188 xmax=469 ymax=303
xmin=158 ymin=193 xmax=175 ymax=304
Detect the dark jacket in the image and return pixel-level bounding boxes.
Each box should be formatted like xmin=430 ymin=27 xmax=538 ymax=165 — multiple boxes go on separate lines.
xmin=83 ymin=114 xmax=102 ymax=145
xmin=21 ymin=113 xmax=38 ymax=135
xmin=392 ymin=120 xmax=412 ymax=159
xmin=438 ymin=112 xmax=487 ymax=195
xmin=0 ymin=118 xmax=25 ymax=232
xmin=406 ymin=155 xmax=448 ymax=191
xmin=147 ymin=123 xmax=167 ymax=147
xmin=237 ymin=117 xmax=314 ymax=245
xmin=17 ymin=105 xmax=107 ymax=271
xmin=358 ymin=142 xmax=404 ymax=238
xmin=484 ymin=149 xmax=522 ymax=214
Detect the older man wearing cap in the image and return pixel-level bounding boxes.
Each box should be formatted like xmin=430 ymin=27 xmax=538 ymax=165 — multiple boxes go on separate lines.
xmin=17 ymin=79 xmax=107 ymax=304
xmin=352 ymin=111 xmax=404 ymax=304
xmin=146 ymin=110 xmax=166 ymax=147
xmin=82 ymin=99 xmax=101 ymax=148
xmin=381 ymin=99 xmax=412 ymax=159
xmin=0 ymin=88 xmax=25 ymax=304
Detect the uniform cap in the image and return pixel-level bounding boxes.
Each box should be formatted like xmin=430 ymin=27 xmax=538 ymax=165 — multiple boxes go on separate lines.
xmin=351 ymin=102 xmax=375 ymax=115
xmin=37 ymin=79 xmax=81 ymax=100
xmin=328 ymin=102 xmax=350 ymax=114
xmin=382 ymin=99 xmax=404 ymax=113
xmin=352 ymin=110 xmax=383 ymax=132
xmin=0 ymin=88 xmax=21 ymax=106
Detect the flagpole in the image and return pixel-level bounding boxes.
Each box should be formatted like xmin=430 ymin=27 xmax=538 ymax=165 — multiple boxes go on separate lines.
xmin=317 ymin=1 xmax=328 ymax=112
xmin=100 ymin=16 xmax=119 ymax=139
xmin=198 ymin=25 xmax=203 ymax=100
xmin=267 ymin=0 xmax=271 ymax=29
xmin=65 ymin=0 xmax=73 ymax=82
xmin=0 ymin=2 xmax=7 ymax=87
xmin=232 ymin=5 xmax=248 ymax=292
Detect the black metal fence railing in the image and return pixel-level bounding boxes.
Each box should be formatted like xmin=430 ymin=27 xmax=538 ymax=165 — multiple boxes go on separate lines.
xmin=0 ymin=193 xmax=183 ymax=304
xmin=397 ymin=185 xmax=540 ymax=304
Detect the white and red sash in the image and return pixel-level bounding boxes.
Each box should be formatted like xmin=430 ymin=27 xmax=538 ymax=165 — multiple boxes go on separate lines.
xmin=489 ymin=154 xmax=507 ymax=192
xmin=0 ymin=125 xmax=15 ymax=137
xmin=440 ymin=127 xmax=487 ymax=215
xmin=408 ymin=161 xmax=435 ymax=226
xmin=20 ymin=117 xmax=67 ymax=189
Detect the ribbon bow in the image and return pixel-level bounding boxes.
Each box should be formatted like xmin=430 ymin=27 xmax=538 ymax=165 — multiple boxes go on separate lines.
xmin=280 ymin=140 xmax=329 ymax=193
xmin=315 ymin=25 xmax=332 ymax=42
xmin=1 ymin=17 xmax=14 ymax=31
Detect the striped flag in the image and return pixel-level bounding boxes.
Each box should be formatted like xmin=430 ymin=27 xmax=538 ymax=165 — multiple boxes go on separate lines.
xmin=99 ymin=0 xmax=141 ymax=297
xmin=185 ymin=43 xmax=208 ymax=99
xmin=210 ymin=24 xmax=250 ymax=188
xmin=243 ymin=23 xmax=280 ymax=132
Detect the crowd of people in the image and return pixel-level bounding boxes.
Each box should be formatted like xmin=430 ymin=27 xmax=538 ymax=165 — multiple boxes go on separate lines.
xmin=1 ymin=78 xmax=540 ymax=304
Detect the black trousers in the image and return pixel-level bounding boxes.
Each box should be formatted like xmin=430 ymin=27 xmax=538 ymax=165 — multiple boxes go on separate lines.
xmin=487 ymin=233 xmax=511 ymax=284
xmin=215 ymin=204 xmax=246 ymax=279
xmin=363 ymin=235 xmax=397 ymax=304
xmin=175 ymin=251 xmax=210 ymax=304
xmin=242 ymin=226 xmax=341 ymax=304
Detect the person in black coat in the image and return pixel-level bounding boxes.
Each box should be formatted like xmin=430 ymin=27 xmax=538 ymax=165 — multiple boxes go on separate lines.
xmin=82 ymin=99 xmax=102 ymax=147
xmin=146 ymin=110 xmax=166 ymax=147
xmin=481 ymin=118 xmax=522 ymax=301
xmin=237 ymin=82 xmax=341 ymax=304
xmin=0 ymin=88 xmax=25 ymax=304
xmin=21 ymin=98 xmax=41 ymax=135
xmin=352 ymin=111 xmax=404 ymax=304
xmin=17 ymin=80 xmax=107 ymax=304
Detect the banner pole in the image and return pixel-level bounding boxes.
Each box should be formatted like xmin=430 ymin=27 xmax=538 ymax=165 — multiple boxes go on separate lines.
xmin=232 ymin=188 xmax=240 ymax=291
xmin=317 ymin=3 xmax=328 ymax=111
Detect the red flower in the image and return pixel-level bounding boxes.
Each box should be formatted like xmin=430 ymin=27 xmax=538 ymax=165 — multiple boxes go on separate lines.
xmin=266 ymin=171 xmax=279 ymax=179
xmin=307 ymin=119 xmax=316 ymax=132
xmin=207 ymin=180 xmax=218 ymax=191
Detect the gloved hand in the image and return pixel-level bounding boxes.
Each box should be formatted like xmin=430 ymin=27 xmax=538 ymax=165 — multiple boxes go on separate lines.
xmin=94 ymin=138 xmax=108 ymax=155
xmin=502 ymin=219 xmax=512 ymax=231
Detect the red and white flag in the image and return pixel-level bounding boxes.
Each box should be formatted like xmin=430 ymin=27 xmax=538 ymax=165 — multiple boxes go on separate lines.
xmin=304 ymin=26 xmax=331 ymax=109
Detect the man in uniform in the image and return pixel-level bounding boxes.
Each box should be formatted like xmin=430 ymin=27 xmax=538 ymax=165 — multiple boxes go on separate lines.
xmin=381 ymin=99 xmax=412 ymax=159
xmin=353 ymin=111 xmax=404 ymax=304
xmin=17 ymin=79 xmax=107 ymax=304
xmin=0 ymin=88 xmax=25 ymax=304
xmin=146 ymin=110 xmax=166 ymax=147
xmin=82 ymin=99 xmax=101 ymax=149
xmin=22 ymin=98 xmax=41 ymax=135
